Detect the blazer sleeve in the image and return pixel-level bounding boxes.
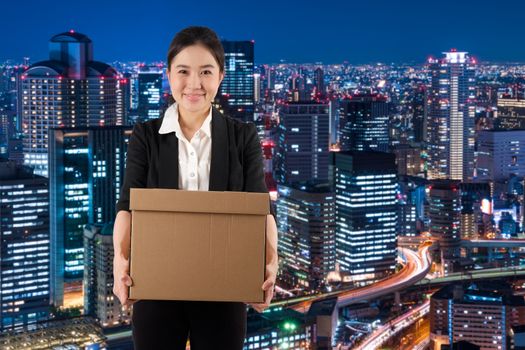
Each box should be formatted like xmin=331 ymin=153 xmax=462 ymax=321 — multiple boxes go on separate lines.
xmin=243 ymin=123 xmax=276 ymax=218
xmin=115 ymin=123 xmax=148 ymax=214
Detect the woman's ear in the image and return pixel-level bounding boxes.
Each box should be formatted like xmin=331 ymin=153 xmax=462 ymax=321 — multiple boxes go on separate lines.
xmin=219 ymin=71 xmax=225 ymax=84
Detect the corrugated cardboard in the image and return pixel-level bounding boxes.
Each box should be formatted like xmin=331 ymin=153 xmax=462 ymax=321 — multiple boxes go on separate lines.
xmin=128 ymin=188 xmax=268 ymax=303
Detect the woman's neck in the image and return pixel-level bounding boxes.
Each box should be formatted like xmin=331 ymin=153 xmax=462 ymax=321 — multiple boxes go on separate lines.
xmin=177 ymin=104 xmax=211 ymax=132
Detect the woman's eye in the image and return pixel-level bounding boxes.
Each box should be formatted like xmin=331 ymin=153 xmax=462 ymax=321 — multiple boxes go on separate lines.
xmin=178 ymin=70 xmax=187 ymax=74
xmin=201 ymin=70 xmax=212 ymax=75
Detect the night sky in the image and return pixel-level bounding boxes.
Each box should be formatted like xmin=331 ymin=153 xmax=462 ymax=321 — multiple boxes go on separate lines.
xmin=2 ymin=0 xmax=525 ymax=64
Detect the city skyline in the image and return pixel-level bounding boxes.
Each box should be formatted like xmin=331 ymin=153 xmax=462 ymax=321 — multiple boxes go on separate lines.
xmin=3 ymin=0 xmax=525 ymax=64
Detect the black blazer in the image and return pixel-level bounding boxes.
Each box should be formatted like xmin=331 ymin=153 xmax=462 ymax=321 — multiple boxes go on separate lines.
xmin=116 ymin=107 xmax=273 ymax=215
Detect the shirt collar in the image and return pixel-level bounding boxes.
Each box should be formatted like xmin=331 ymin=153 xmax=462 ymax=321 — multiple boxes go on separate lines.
xmin=158 ymin=103 xmax=212 ymax=138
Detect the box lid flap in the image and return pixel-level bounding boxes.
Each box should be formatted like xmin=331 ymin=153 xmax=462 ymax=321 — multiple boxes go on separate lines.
xmin=130 ymin=188 xmax=270 ymax=215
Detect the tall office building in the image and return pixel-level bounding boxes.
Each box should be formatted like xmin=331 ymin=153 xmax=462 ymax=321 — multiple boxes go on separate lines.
xmin=136 ymin=67 xmax=162 ymax=122
xmin=428 ymin=180 xmax=462 ymax=274
xmin=83 ymin=224 xmax=131 ymax=328
xmin=276 ymin=181 xmax=336 ymax=291
xmin=338 ymin=95 xmax=390 ymax=153
xmin=49 ymin=126 xmax=132 ymax=306
xmin=0 ymin=160 xmax=50 ymax=331
xmin=476 ymin=130 xmax=525 ymax=181
xmin=20 ymin=31 xmax=121 ymax=177
xmin=276 ymin=102 xmax=330 ymax=183
xmin=219 ymin=40 xmax=254 ymax=122
xmin=330 ymin=151 xmax=398 ymax=285
xmin=412 ymin=84 xmax=426 ymax=143
xmin=426 ymin=50 xmax=476 ymax=182
xmin=460 ymin=183 xmax=490 ymax=240
xmin=430 ymin=283 xmax=525 ymax=350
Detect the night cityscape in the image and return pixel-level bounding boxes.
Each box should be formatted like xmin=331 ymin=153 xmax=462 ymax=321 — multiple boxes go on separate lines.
xmin=2 ymin=1 xmax=525 ymax=349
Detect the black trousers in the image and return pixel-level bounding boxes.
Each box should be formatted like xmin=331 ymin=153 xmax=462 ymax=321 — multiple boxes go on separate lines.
xmin=132 ymin=300 xmax=247 ymax=350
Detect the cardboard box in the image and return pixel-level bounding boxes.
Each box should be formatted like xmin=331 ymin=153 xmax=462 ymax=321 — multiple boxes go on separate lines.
xmin=128 ymin=188 xmax=268 ymax=303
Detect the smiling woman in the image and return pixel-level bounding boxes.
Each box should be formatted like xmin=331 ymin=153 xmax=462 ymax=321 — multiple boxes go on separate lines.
xmin=112 ymin=26 xmax=278 ymax=350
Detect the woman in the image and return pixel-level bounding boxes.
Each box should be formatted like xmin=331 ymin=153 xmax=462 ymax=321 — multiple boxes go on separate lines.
xmin=112 ymin=26 xmax=278 ymax=349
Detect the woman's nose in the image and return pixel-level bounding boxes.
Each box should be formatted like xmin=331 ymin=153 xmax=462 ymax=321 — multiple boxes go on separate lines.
xmin=187 ymin=72 xmax=202 ymax=89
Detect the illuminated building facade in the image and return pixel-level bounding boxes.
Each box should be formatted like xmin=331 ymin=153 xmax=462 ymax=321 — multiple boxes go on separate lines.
xmin=276 ymin=102 xmax=330 ymax=183
xmin=137 ymin=68 xmax=162 ymax=122
xmin=49 ymin=126 xmax=132 ymax=306
xmin=0 ymin=160 xmax=50 ymax=331
xmin=245 ymin=307 xmax=311 ymax=350
xmin=276 ymin=181 xmax=335 ymax=290
xmin=20 ymin=31 xmax=121 ymax=177
xmin=338 ymin=95 xmax=390 ymax=153
xmin=476 ymin=130 xmax=525 ymax=182
xmin=426 ymin=50 xmax=475 ymax=182
xmin=430 ymin=283 xmax=525 ymax=350
xmin=220 ymin=40 xmax=254 ymax=122
xmin=428 ymin=180 xmax=461 ymax=274
xmin=83 ymin=224 xmax=131 ymax=328
xmin=330 ymin=151 xmax=398 ymax=285
xmin=495 ymin=97 xmax=525 ymax=130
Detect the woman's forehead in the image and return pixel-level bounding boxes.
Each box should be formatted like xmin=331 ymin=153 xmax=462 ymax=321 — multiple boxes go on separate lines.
xmin=171 ymin=45 xmax=219 ymax=68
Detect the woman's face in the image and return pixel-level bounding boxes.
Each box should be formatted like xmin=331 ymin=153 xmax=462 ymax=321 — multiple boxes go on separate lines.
xmin=167 ymin=44 xmax=224 ymax=117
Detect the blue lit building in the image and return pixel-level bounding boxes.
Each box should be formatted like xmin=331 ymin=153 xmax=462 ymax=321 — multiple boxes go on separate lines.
xmin=338 ymin=94 xmax=390 ymax=153
xmin=137 ymin=67 xmax=162 ymax=122
xmin=276 ymin=181 xmax=335 ymax=291
xmin=426 ymin=50 xmax=476 ymax=182
xmin=0 ymin=160 xmax=50 ymax=331
xmin=20 ymin=31 xmax=122 ymax=177
xmin=49 ymin=126 xmax=132 ymax=306
xmin=330 ymin=151 xmax=398 ymax=285
xmin=398 ymin=175 xmax=427 ymax=236
xmin=219 ymin=40 xmax=254 ymax=122
xmin=276 ymin=102 xmax=330 ymax=183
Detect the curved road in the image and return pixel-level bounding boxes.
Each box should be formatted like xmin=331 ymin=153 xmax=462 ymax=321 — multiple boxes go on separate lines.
xmin=289 ymin=244 xmax=432 ymax=313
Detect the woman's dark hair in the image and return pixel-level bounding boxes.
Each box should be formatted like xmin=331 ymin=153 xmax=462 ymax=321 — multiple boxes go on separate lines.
xmin=167 ymin=26 xmax=225 ymax=72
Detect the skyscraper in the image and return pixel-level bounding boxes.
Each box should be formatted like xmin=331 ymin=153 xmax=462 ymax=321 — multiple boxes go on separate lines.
xmin=276 ymin=102 xmax=330 ymax=183
xmin=219 ymin=40 xmax=254 ymax=122
xmin=426 ymin=50 xmax=476 ymax=182
xmin=338 ymin=94 xmax=390 ymax=153
xmin=428 ymin=180 xmax=461 ymax=274
xmin=330 ymin=151 xmax=398 ymax=285
xmin=49 ymin=126 xmax=132 ymax=306
xmin=0 ymin=160 xmax=50 ymax=331
xmin=136 ymin=67 xmax=162 ymax=122
xmin=276 ymin=181 xmax=336 ymax=291
xmin=20 ymin=31 xmax=122 ymax=177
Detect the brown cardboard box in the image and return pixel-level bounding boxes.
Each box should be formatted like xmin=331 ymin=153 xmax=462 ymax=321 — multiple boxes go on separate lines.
xmin=128 ymin=188 xmax=268 ymax=303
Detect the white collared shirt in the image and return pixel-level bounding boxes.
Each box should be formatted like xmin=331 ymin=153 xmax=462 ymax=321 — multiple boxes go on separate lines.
xmin=158 ymin=103 xmax=212 ymax=191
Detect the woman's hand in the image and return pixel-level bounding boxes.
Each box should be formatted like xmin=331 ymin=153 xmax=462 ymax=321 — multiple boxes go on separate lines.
xmin=249 ymin=262 xmax=278 ymax=313
xmin=113 ymin=255 xmax=136 ymax=308
xmin=249 ymin=214 xmax=278 ymax=313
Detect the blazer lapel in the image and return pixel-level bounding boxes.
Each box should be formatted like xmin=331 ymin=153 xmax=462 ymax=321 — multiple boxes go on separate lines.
xmin=158 ymin=132 xmax=179 ymax=189
xmin=209 ymin=108 xmax=229 ymax=191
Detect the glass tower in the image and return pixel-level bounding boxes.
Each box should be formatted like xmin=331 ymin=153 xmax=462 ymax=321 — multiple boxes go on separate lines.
xmin=219 ymin=40 xmax=254 ymax=122
xmin=330 ymin=151 xmax=398 ymax=285
xmin=0 ymin=161 xmax=50 ymax=331
xmin=49 ymin=126 xmax=132 ymax=306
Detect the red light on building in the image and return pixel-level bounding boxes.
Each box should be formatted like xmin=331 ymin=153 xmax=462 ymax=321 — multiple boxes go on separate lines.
xmin=120 ymin=78 xmax=128 ymax=84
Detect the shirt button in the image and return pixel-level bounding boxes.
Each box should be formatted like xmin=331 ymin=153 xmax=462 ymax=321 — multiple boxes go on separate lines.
xmin=190 ymin=152 xmax=195 ymax=156
xmin=190 ymin=172 xmax=195 ymax=177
